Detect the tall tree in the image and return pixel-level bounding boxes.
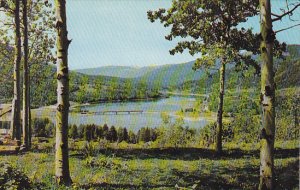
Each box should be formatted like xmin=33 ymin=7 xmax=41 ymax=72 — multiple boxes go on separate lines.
xmin=21 ymin=0 xmax=29 ymax=149
xmin=148 ymin=0 xmax=259 ymax=155
xmin=10 ymin=0 xmax=22 ymax=143
xmin=54 ymin=0 xmax=72 ymax=185
xmin=0 ymin=1 xmax=56 ymax=108
xmin=259 ymin=1 xmax=275 ymax=189
xmin=258 ymin=1 xmax=300 ymax=189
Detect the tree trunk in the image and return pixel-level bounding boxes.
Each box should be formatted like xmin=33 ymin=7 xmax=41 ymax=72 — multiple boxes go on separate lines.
xmin=259 ymin=0 xmax=275 ymax=189
xmin=28 ymin=100 xmax=31 ymax=148
xmin=10 ymin=0 xmax=22 ymax=145
xmin=54 ymin=0 xmax=72 ymax=185
xmin=293 ymin=103 xmax=299 ymax=139
xmin=22 ymin=0 xmax=29 ymax=149
xmin=215 ymin=60 xmax=226 ymax=155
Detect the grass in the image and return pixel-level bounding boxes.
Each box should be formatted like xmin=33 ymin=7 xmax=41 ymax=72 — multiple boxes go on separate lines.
xmin=0 ymin=139 xmax=299 ymax=190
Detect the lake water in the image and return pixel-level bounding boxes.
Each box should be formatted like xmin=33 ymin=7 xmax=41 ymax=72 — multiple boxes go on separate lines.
xmin=33 ymin=96 xmax=209 ymax=131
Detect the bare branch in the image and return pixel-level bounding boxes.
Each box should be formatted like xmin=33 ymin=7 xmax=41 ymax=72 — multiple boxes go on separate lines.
xmin=272 ymin=3 xmax=300 ymax=22
xmin=271 ymin=13 xmax=281 ymax=18
xmin=275 ymin=23 xmax=300 ymax=33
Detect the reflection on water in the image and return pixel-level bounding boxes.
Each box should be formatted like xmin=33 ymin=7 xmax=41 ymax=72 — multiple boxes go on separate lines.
xmin=33 ymin=96 xmax=208 ymax=131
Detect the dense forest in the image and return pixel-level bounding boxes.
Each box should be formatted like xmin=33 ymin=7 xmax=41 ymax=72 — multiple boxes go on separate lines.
xmin=0 ymin=0 xmax=299 ymax=189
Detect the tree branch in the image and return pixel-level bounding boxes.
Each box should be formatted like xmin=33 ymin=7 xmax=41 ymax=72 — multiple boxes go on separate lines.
xmin=275 ymin=23 xmax=300 ymax=33
xmin=272 ymin=3 xmax=300 ymax=22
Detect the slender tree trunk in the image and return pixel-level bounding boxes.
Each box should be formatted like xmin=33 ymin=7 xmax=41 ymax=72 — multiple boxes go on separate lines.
xmin=54 ymin=0 xmax=72 ymax=185
xmin=28 ymin=64 xmax=31 ymax=148
xmin=293 ymin=103 xmax=299 ymax=139
xmin=215 ymin=59 xmax=226 ymax=155
xmin=10 ymin=0 xmax=22 ymax=145
xmin=28 ymin=99 xmax=31 ymax=148
xmin=22 ymin=0 xmax=29 ymax=149
xmin=259 ymin=0 xmax=275 ymax=189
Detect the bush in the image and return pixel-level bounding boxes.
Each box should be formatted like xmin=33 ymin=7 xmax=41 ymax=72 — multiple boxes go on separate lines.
xmin=0 ymin=162 xmax=32 ymax=189
xmin=276 ymin=88 xmax=299 ymax=140
xmin=32 ymin=118 xmax=54 ymax=137
xmin=155 ymin=118 xmax=196 ymax=148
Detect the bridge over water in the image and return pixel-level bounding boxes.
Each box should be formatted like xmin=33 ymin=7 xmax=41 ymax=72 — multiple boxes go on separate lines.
xmin=81 ymin=110 xmax=143 ymax=115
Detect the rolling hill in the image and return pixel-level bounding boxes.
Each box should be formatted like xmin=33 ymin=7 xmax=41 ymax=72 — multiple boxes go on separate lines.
xmin=76 ymin=65 xmax=156 ymax=78
xmin=75 ymin=44 xmax=300 ymax=91
xmin=75 ymin=61 xmax=208 ymax=90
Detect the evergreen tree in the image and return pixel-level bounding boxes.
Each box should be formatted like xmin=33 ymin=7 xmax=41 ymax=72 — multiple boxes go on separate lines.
xmin=128 ymin=130 xmax=137 ymax=144
xmin=103 ymin=123 xmax=109 ymax=140
xmin=95 ymin=125 xmax=103 ymax=139
xmin=145 ymin=127 xmax=151 ymax=142
xmin=69 ymin=125 xmax=78 ymax=139
xmin=117 ymin=127 xmax=124 ymax=142
xmin=150 ymin=128 xmax=157 ymax=142
xmin=107 ymin=126 xmax=117 ymax=142
xmin=123 ymin=128 xmax=129 ymax=142
xmin=83 ymin=125 xmax=92 ymax=142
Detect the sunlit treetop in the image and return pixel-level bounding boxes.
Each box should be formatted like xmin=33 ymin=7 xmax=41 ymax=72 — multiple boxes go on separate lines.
xmin=148 ymin=0 xmax=284 ymax=73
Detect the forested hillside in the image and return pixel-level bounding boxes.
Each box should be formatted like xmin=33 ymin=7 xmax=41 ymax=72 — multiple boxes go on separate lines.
xmin=1 ymin=45 xmax=299 ymax=107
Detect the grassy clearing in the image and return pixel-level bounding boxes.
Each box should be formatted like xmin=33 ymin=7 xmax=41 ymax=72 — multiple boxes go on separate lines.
xmin=0 ymin=139 xmax=298 ymax=190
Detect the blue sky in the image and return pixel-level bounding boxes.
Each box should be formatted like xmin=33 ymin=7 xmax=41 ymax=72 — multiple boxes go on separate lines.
xmin=67 ymin=0 xmax=300 ymax=70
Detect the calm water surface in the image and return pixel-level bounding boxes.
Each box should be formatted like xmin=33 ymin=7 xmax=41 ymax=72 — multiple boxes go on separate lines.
xmin=34 ymin=96 xmax=209 ymax=131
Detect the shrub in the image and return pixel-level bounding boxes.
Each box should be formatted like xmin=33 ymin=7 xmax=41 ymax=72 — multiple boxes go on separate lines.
xmin=155 ymin=118 xmax=196 ymax=148
xmin=0 ymin=162 xmax=32 ymax=189
xmin=32 ymin=118 xmax=54 ymax=137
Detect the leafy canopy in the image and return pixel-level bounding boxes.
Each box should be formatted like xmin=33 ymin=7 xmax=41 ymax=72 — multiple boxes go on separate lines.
xmin=148 ymin=0 xmax=261 ymax=72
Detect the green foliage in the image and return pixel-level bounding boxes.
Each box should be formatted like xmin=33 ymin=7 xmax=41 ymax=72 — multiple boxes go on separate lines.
xmin=69 ymin=124 xmax=78 ymax=139
xmin=95 ymin=125 xmax=103 ymax=139
xmin=102 ymin=124 xmax=109 ymax=140
xmin=128 ymin=130 xmax=137 ymax=144
xmin=154 ymin=118 xmax=196 ymax=148
xmin=117 ymin=127 xmax=129 ymax=143
xmin=148 ymin=0 xmax=261 ymax=73
xmin=276 ymin=88 xmax=300 ymax=140
xmin=107 ymin=126 xmax=117 ymax=142
xmin=0 ymin=0 xmax=56 ymax=107
xmin=0 ymin=162 xmax=32 ymax=190
xmin=275 ymin=54 xmax=300 ymax=88
xmin=83 ymin=124 xmax=96 ymax=142
xmin=32 ymin=118 xmax=54 ymax=137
